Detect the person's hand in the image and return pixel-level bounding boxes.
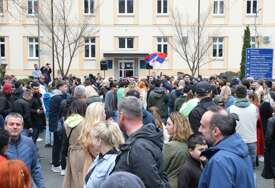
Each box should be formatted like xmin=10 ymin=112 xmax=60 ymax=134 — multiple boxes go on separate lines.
xmin=29 ymin=128 xmax=33 ymax=134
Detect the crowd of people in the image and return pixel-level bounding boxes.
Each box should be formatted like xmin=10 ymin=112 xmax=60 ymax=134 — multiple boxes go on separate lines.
xmin=0 ymin=64 xmax=275 ymax=188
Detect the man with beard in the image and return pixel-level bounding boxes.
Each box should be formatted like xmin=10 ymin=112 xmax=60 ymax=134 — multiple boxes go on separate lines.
xmin=198 ymin=107 xmax=255 ymax=188
xmin=30 ymin=82 xmax=46 ymax=143
xmin=113 ymin=96 xmax=169 ymax=188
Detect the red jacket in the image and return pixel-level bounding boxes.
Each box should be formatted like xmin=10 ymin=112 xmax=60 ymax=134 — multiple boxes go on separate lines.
xmin=0 ymin=155 xmax=7 ymax=163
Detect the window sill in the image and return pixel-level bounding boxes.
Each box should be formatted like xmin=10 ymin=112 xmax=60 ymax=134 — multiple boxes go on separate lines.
xmin=84 ymin=57 xmax=96 ymax=61
xmin=246 ymin=14 xmax=258 ymax=17
xmin=117 ymin=13 xmax=135 ymax=17
xmin=27 ymin=14 xmax=37 ymax=17
xmin=118 ymin=48 xmax=134 ymax=50
xmin=156 ymin=13 xmax=169 ymax=17
xmin=212 ymin=57 xmax=224 ymax=61
xmin=212 ymin=14 xmax=225 ymax=17
xmin=83 ymin=13 xmax=96 ymax=17
xmin=28 ymin=57 xmax=39 ymax=60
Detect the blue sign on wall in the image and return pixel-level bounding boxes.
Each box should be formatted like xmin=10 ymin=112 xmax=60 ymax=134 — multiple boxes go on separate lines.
xmin=246 ymin=48 xmax=274 ymax=80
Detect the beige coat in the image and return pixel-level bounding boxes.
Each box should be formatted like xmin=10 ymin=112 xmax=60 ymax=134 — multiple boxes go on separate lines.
xmin=63 ymin=122 xmax=86 ymax=188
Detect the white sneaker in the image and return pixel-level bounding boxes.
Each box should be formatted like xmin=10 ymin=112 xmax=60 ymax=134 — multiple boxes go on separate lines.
xmin=51 ymin=165 xmax=61 ymax=173
xmin=60 ymin=169 xmax=66 ymax=176
xmin=37 ymin=137 xmax=43 ymax=142
xmin=259 ymin=156 xmax=264 ymax=162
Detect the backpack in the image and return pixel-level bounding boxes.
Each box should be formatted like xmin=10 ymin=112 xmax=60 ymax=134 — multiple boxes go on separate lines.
xmin=174 ymin=94 xmax=187 ymax=112
xmin=62 ymin=127 xmax=75 ymax=157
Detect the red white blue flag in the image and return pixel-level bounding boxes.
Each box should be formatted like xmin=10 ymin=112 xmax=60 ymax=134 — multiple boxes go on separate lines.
xmin=145 ymin=53 xmax=167 ymax=66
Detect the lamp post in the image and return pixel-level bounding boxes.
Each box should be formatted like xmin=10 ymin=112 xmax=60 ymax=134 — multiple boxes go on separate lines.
xmin=197 ymin=0 xmax=201 ymax=77
xmin=51 ymin=0 xmax=55 ymax=79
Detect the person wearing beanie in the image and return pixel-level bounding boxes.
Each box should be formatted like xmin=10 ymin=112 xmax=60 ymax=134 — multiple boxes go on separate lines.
xmin=0 ymin=82 xmax=15 ymax=119
xmin=102 ymin=172 xmax=145 ymax=188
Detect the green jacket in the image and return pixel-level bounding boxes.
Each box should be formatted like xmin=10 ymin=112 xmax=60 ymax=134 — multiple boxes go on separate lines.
xmin=148 ymin=87 xmax=169 ymax=119
xmin=163 ymin=140 xmax=188 ymax=188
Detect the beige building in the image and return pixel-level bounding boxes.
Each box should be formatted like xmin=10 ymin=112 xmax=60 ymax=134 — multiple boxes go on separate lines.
xmin=0 ymin=0 xmax=274 ymax=79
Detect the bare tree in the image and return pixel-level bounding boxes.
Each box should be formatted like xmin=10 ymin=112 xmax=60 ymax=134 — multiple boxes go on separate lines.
xmin=165 ymin=9 xmax=213 ymax=77
xmin=9 ymin=0 xmax=98 ymax=78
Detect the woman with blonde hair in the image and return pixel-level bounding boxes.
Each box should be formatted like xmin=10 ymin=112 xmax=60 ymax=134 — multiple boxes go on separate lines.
xmin=163 ymin=112 xmax=192 ymax=188
xmin=0 ymin=160 xmax=31 ymax=188
xmin=84 ymin=121 xmax=124 ymax=188
xmin=78 ymin=102 xmax=106 ymax=175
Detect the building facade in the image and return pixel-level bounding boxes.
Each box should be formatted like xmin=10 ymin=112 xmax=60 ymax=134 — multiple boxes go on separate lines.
xmin=0 ymin=0 xmax=274 ymax=78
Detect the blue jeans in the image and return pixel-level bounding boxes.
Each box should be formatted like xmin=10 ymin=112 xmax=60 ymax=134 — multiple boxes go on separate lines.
xmin=44 ymin=118 xmax=53 ymax=145
xmin=247 ymin=142 xmax=257 ymax=169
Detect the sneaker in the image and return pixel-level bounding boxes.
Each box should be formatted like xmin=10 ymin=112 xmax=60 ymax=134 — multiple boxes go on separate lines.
xmin=51 ymin=165 xmax=61 ymax=173
xmin=37 ymin=137 xmax=43 ymax=142
xmin=259 ymin=156 xmax=264 ymax=162
xmin=60 ymin=169 xmax=66 ymax=176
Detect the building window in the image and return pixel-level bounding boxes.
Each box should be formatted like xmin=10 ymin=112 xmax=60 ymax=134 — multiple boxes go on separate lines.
xmin=157 ymin=0 xmax=168 ymax=14
xmin=247 ymin=0 xmax=257 ymax=15
xmin=212 ymin=37 xmax=224 ymax=58
xmin=118 ymin=0 xmax=134 ymax=14
xmin=28 ymin=0 xmax=38 ymax=15
xmin=251 ymin=36 xmax=256 ymax=48
xmin=28 ymin=37 xmax=39 ymax=58
xmin=0 ymin=0 xmax=3 ymax=14
xmin=0 ymin=37 xmax=5 ymax=58
xmin=118 ymin=37 xmax=134 ymax=49
xmin=157 ymin=37 xmax=168 ymax=54
xmin=84 ymin=0 xmax=94 ymax=14
xmin=213 ymin=0 xmax=224 ymax=15
xmin=84 ymin=37 xmax=96 ymax=58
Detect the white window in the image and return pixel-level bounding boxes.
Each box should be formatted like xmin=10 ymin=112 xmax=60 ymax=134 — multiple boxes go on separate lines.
xmin=84 ymin=0 xmax=94 ymax=14
xmin=250 ymin=36 xmax=256 ymax=48
xmin=157 ymin=37 xmax=168 ymax=53
xmin=157 ymin=0 xmax=168 ymax=15
xmin=118 ymin=0 xmax=133 ymax=14
xmin=0 ymin=0 xmax=3 ymax=14
xmin=247 ymin=0 xmax=257 ymax=15
xmin=0 ymin=37 xmax=5 ymax=58
xmin=28 ymin=37 xmax=39 ymax=58
xmin=84 ymin=37 xmax=96 ymax=58
xmin=213 ymin=0 xmax=224 ymax=15
xmin=212 ymin=37 xmax=224 ymax=58
xmin=118 ymin=37 xmax=134 ymax=49
xmin=28 ymin=0 xmax=38 ymax=15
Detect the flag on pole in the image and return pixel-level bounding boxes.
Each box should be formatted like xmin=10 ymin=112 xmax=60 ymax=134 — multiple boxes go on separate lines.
xmin=145 ymin=53 xmax=167 ymax=67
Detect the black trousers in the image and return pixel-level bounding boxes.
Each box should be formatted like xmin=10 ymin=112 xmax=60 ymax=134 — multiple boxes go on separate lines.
xmin=52 ymin=130 xmax=66 ymax=169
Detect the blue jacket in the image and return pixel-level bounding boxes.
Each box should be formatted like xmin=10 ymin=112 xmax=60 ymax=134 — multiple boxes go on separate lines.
xmin=6 ymin=135 xmax=45 ymax=188
xmin=199 ymin=133 xmax=255 ymax=188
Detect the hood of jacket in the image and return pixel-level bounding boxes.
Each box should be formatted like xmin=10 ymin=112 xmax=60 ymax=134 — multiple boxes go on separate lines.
xmin=65 ymin=114 xmax=84 ymax=128
xmin=151 ymin=87 xmax=166 ymax=99
xmin=126 ymin=123 xmax=163 ymax=150
xmin=203 ymin=133 xmax=249 ymax=160
xmin=199 ymin=97 xmax=216 ymax=109
xmin=234 ymin=98 xmax=250 ymax=108
xmin=51 ymin=89 xmax=63 ymax=96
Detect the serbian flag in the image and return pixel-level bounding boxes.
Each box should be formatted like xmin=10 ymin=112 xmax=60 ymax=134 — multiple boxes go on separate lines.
xmin=145 ymin=52 xmax=167 ymax=66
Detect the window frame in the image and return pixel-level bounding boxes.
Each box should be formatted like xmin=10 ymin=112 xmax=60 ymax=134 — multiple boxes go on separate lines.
xmin=118 ymin=0 xmax=134 ymax=15
xmin=212 ymin=37 xmax=224 ymax=59
xmin=246 ymin=0 xmax=258 ymax=15
xmin=84 ymin=37 xmax=96 ymax=59
xmin=213 ymin=0 xmax=224 ymax=16
xmin=157 ymin=37 xmax=168 ymax=54
xmin=0 ymin=0 xmax=4 ymax=15
xmin=27 ymin=0 xmax=38 ymax=16
xmin=118 ymin=37 xmax=134 ymax=49
xmin=28 ymin=37 xmax=39 ymax=59
xmin=157 ymin=0 xmax=168 ymax=15
xmin=250 ymin=36 xmax=256 ymax=48
xmin=84 ymin=0 xmax=95 ymax=15
xmin=0 ymin=37 xmax=5 ymax=58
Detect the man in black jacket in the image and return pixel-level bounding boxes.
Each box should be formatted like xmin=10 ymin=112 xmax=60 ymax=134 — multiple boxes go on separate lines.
xmin=189 ymin=81 xmax=217 ymax=133
xmin=30 ymin=82 xmax=46 ymax=143
xmin=114 ymin=96 xmax=169 ymax=188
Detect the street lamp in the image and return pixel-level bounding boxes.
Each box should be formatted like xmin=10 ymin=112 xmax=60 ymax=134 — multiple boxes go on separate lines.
xmin=51 ymin=0 xmax=55 ymax=80
xmin=197 ymin=0 xmax=201 ymax=77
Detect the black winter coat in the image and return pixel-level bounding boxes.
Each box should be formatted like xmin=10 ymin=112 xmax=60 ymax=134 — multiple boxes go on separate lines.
xmin=0 ymin=93 xmax=13 ymax=117
xmin=188 ymin=97 xmax=216 ymax=133
xmin=12 ymin=98 xmax=32 ymax=129
xmin=177 ymin=155 xmax=202 ymax=188
xmin=262 ymin=116 xmax=275 ymax=179
xmin=31 ymin=93 xmax=46 ymax=128
xmin=113 ymin=123 xmax=170 ymax=188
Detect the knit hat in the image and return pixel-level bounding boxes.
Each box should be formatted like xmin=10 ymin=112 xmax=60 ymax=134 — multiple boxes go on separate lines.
xmin=101 ymin=172 xmax=145 ymax=188
xmin=3 ymin=82 xmax=13 ymax=94
xmin=195 ymin=81 xmax=211 ymax=94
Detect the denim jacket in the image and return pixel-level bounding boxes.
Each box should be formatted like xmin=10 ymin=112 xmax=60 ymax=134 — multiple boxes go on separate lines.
xmin=85 ymin=149 xmax=118 ymax=188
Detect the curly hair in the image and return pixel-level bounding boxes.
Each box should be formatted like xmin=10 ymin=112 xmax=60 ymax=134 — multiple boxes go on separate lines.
xmin=169 ymin=112 xmax=192 ymax=142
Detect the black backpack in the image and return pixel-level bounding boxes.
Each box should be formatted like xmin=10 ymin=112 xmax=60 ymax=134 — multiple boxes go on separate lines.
xmin=174 ymin=95 xmax=187 ymax=112
xmin=62 ymin=127 xmax=75 ymax=157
